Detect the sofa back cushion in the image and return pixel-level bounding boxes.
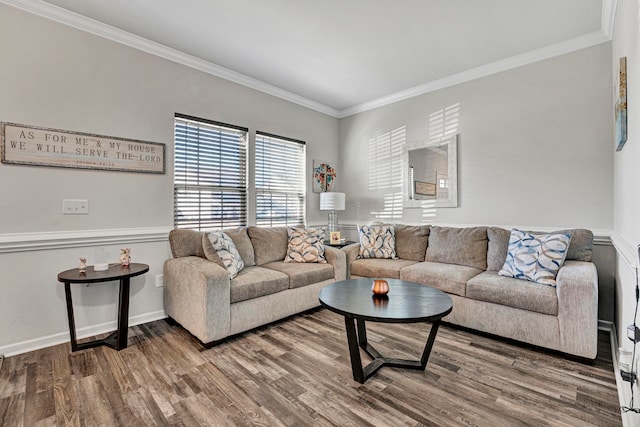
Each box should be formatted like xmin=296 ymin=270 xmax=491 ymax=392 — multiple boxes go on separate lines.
xmin=169 ymin=229 xmax=206 ymax=258
xmin=248 ymin=226 xmax=288 ymax=265
xmin=224 ymin=227 xmax=256 ymax=267
xmin=487 ymin=227 xmax=593 ymax=271
xmin=201 ymin=227 xmax=255 ymax=267
xmin=426 ymin=226 xmax=488 ymax=269
xmin=394 ymin=225 xmax=430 ymax=261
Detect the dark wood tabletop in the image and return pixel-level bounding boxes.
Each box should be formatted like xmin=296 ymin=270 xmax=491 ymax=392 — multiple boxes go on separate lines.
xmin=319 ymin=278 xmax=452 ymax=323
xmin=58 ymin=263 xmax=149 ymax=284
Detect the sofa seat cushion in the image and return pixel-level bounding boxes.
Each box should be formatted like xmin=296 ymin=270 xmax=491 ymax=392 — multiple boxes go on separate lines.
xmin=230 ymin=266 xmax=289 ymax=303
xmin=466 ymin=271 xmax=558 ymax=316
xmin=263 ymin=261 xmax=335 ymax=289
xmin=350 ymin=258 xmax=418 ymax=279
xmin=400 ymin=261 xmax=482 ymax=297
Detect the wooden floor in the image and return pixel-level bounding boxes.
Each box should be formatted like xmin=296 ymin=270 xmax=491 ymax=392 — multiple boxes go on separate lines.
xmin=0 ymin=308 xmax=622 ymax=426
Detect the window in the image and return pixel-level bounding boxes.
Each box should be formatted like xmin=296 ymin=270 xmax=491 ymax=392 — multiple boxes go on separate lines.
xmin=255 ymin=132 xmax=306 ymax=227
xmin=174 ymin=114 xmax=247 ymax=230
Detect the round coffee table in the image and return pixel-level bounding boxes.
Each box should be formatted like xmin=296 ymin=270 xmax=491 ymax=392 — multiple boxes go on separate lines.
xmin=319 ymin=278 xmax=453 ymax=383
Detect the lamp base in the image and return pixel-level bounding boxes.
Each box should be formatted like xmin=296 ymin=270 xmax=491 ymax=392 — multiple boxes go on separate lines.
xmin=328 ymin=210 xmax=338 ymax=233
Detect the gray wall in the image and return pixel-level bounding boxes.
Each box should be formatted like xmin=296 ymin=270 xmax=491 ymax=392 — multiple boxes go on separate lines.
xmin=339 ymin=43 xmax=615 ymax=321
xmin=612 ymin=0 xmax=640 ymax=350
xmin=339 ymin=43 xmax=613 ymax=230
xmin=0 ymin=4 xmax=339 ymax=353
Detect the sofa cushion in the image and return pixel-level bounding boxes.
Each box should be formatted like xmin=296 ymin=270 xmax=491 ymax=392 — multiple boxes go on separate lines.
xmin=262 ymin=261 xmax=335 ymax=289
xmin=487 ymin=227 xmax=511 ymax=271
xmin=358 ymin=224 xmax=397 ymax=259
xmin=201 ymin=234 xmax=226 ymax=269
xmin=284 ymin=227 xmax=327 ymax=263
xmin=205 ymin=231 xmax=244 ymax=279
xmin=169 ymin=229 xmax=206 ymax=258
xmin=426 ymin=226 xmax=488 ymax=269
xmin=230 ymin=266 xmax=289 ymax=303
xmin=224 ymin=227 xmax=256 ymax=267
xmin=400 ymin=261 xmax=482 ymax=297
xmin=248 ymin=226 xmax=288 ymax=265
xmin=395 ymin=225 xmax=430 ymax=261
xmin=487 ymin=227 xmax=593 ymax=271
xmin=351 ymin=258 xmax=418 ymax=279
xmin=467 ymin=271 xmax=558 ymax=316
xmin=498 ymin=229 xmax=571 ymax=287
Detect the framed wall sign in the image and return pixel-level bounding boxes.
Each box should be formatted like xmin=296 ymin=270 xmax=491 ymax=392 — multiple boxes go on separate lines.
xmin=415 ymin=180 xmax=436 ymax=196
xmin=1 ymin=122 xmax=165 ymax=173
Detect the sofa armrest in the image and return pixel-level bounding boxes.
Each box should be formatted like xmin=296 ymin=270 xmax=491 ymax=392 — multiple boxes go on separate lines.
xmin=163 ymin=256 xmax=231 ymax=343
xmin=324 ymin=246 xmax=347 ymax=281
xmin=341 ymin=243 xmax=360 ymax=279
xmin=555 ymin=260 xmax=598 ymax=359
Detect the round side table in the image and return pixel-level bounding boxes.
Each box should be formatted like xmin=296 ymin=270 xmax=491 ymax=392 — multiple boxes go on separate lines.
xmin=57 ymin=263 xmax=149 ymax=351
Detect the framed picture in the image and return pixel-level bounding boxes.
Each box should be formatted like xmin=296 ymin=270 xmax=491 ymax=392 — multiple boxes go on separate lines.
xmin=415 ymin=180 xmax=436 ymax=196
xmin=313 ymin=160 xmax=337 ymax=192
xmin=616 ymin=57 xmax=628 ymax=151
xmin=330 ymin=231 xmax=341 ymax=245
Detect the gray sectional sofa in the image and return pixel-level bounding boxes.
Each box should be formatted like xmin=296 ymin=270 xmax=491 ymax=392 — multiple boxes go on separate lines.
xmin=164 ymin=227 xmax=347 ymax=345
xmin=344 ymin=225 xmax=598 ymax=359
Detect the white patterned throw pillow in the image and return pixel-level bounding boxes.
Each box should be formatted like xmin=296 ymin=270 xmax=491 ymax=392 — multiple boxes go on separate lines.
xmin=285 ymin=227 xmax=327 ymax=263
xmin=358 ymin=224 xmax=397 ymax=259
xmin=498 ymin=229 xmax=571 ymax=286
xmin=206 ymin=231 xmax=244 ymax=279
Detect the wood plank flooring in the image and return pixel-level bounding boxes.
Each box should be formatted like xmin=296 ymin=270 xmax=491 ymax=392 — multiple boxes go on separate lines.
xmin=0 ymin=308 xmax=622 ymax=426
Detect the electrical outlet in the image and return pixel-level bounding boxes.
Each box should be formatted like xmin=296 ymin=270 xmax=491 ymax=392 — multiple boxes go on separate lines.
xmin=155 ymin=274 xmax=164 ymax=287
xmin=62 ymin=199 xmax=89 ymax=215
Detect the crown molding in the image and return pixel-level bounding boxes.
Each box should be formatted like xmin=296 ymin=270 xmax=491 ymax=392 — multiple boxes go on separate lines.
xmin=601 ymin=0 xmax=617 ymax=39
xmin=2 ymin=0 xmax=613 ymax=120
xmin=0 ymin=0 xmax=341 ymax=118
xmin=338 ymin=30 xmax=611 ymax=118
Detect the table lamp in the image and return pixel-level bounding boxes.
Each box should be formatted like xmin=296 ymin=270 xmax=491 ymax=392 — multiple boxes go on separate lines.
xmin=320 ymin=192 xmax=345 ymax=233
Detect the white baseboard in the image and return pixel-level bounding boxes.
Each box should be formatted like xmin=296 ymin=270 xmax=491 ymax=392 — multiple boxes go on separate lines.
xmin=609 ymin=322 xmax=640 ymax=426
xmin=0 ymin=310 xmax=167 ymax=357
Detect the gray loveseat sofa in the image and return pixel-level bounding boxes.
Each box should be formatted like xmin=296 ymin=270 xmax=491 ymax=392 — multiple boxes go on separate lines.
xmin=164 ymin=226 xmax=347 ymax=345
xmin=344 ymin=225 xmax=598 ymax=359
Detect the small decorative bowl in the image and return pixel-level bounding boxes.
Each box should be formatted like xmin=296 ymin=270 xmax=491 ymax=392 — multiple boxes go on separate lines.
xmin=371 ymin=279 xmax=389 ymax=296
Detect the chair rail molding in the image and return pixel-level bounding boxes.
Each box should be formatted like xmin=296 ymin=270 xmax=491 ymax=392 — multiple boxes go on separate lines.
xmin=0 ymin=226 xmax=172 ymax=253
xmin=610 ymin=231 xmax=638 ymax=271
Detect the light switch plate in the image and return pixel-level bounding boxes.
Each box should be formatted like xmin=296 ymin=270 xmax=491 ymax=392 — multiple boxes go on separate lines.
xmin=62 ymin=199 xmax=89 ymax=215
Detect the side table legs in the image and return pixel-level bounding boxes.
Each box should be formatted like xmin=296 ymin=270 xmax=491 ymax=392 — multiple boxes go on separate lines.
xmin=63 ymin=278 xmax=131 ymax=352
xmin=343 ymin=316 xmax=442 ymax=383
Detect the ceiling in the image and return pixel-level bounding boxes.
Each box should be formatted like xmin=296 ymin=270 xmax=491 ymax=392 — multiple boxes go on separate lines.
xmin=11 ymin=0 xmax=613 ymax=117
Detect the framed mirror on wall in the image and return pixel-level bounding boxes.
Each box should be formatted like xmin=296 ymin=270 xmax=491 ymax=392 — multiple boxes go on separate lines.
xmin=403 ymin=134 xmax=458 ymax=208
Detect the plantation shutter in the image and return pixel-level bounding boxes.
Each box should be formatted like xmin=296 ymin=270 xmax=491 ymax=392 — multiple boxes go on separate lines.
xmin=255 ymin=132 xmax=306 ymax=227
xmin=174 ymin=114 xmax=247 ymax=230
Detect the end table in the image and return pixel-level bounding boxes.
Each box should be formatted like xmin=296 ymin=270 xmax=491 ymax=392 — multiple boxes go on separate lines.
xmin=57 ymin=262 xmax=149 ymax=352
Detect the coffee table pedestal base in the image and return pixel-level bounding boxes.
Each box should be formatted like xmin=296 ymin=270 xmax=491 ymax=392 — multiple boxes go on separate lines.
xmin=344 ymin=317 xmax=441 ymax=384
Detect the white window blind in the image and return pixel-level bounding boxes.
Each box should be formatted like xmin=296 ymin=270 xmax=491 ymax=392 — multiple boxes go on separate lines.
xmin=255 ymin=132 xmax=306 ymax=227
xmin=174 ymin=114 xmax=247 ymax=230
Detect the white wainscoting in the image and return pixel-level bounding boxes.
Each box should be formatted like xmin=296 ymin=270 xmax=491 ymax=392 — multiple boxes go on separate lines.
xmin=0 ymin=226 xmax=172 ymax=357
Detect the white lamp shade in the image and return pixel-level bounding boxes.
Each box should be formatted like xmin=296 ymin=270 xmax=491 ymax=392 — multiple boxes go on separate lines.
xmin=320 ymin=192 xmax=345 ymax=211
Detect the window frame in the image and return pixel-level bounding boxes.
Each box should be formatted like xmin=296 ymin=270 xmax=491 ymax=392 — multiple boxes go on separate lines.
xmin=254 ymin=131 xmax=306 ymax=227
xmin=173 ymin=113 xmax=248 ymax=230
